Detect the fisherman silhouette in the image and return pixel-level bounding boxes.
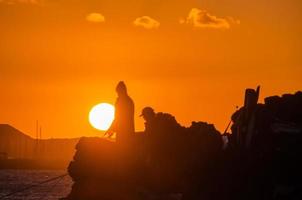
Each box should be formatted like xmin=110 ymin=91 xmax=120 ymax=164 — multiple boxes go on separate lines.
xmin=140 ymin=107 xmax=183 ymax=164
xmin=139 ymin=107 xmax=157 ymax=165
xmin=140 ymin=107 xmax=190 ymax=193
xmin=140 ymin=106 xmax=182 ymax=150
xmin=105 ymin=81 xmax=135 ymax=145
xmin=140 ymin=107 xmax=156 ymax=136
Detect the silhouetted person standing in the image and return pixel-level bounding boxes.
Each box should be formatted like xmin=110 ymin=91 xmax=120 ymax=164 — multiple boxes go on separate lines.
xmin=106 ymin=81 xmax=135 ymax=145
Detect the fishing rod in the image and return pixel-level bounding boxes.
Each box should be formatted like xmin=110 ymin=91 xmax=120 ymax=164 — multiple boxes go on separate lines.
xmin=0 ymin=173 xmax=68 ymax=200
xmin=223 ymin=120 xmax=232 ymax=135
xmin=223 ymin=106 xmax=239 ymax=135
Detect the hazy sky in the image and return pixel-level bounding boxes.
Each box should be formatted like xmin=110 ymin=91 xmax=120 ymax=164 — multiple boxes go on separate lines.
xmin=0 ymin=0 xmax=301 ymax=138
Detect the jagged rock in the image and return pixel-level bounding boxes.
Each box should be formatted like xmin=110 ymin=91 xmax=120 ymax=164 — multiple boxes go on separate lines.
xmin=63 ymin=90 xmax=302 ymax=200
xmin=64 ymin=121 xmax=222 ymax=200
xmin=227 ymin=90 xmax=302 ymax=200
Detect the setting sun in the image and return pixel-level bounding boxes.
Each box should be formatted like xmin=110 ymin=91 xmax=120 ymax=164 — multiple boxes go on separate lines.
xmin=89 ymin=103 xmax=115 ymax=131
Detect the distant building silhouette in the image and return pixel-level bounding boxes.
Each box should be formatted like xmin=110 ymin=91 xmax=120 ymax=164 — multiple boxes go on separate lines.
xmin=0 ymin=124 xmax=78 ymax=169
xmin=0 ymin=124 xmax=34 ymax=159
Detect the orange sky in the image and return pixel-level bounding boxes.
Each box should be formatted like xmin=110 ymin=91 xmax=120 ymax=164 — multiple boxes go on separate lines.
xmin=0 ymin=0 xmax=301 ymax=138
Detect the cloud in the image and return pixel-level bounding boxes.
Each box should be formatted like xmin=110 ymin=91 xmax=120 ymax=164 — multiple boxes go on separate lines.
xmin=86 ymin=13 xmax=105 ymax=23
xmin=133 ymin=16 xmax=160 ymax=29
xmin=226 ymin=16 xmax=241 ymax=25
xmin=0 ymin=0 xmax=41 ymax=4
xmin=181 ymin=8 xmax=239 ymax=29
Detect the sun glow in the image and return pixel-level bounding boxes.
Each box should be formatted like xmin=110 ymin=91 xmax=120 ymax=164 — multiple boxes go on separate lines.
xmin=89 ymin=103 xmax=115 ymax=131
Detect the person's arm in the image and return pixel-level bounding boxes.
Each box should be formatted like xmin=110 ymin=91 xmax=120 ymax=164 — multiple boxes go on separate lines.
xmin=105 ymin=119 xmax=116 ymax=137
xmin=105 ymin=100 xmax=118 ymax=137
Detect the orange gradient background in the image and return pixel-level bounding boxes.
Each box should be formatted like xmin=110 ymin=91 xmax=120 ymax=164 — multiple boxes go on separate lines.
xmin=0 ymin=0 xmax=301 ymax=138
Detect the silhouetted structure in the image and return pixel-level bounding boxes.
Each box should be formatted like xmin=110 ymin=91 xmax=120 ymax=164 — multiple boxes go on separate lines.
xmin=0 ymin=124 xmax=78 ymax=169
xmin=226 ymin=89 xmax=302 ymax=200
xmin=106 ymin=81 xmax=135 ymax=145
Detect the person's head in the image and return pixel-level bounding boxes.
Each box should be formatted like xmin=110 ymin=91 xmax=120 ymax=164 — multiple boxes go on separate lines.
xmin=116 ymin=81 xmax=127 ymax=96
xmin=140 ymin=107 xmax=155 ymax=122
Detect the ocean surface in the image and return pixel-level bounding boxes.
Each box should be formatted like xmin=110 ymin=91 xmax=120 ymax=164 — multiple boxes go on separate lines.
xmin=0 ymin=170 xmax=72 ymax=200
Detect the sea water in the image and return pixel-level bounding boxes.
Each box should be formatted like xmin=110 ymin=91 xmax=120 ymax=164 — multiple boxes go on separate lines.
xmin=0 ymin=170 xmax=72 ymax=200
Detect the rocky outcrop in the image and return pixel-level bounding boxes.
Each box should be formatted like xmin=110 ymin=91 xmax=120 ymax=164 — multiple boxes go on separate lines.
xmin=65 ymin=122 xmax=222 ymax=200
xmin=64 ymin=90 xmax=302 ymax=200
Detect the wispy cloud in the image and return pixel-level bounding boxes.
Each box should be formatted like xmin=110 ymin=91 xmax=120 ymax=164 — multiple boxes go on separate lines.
xmin=181 ymin=8 xmax=239 ymax=29
xmin=133 ymin=16 xmax=160 ymax=29
xmin=86 ymin=13 xmax=105 ymax=23
xmin=226 ymin=16 xmax=241 ymax=25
